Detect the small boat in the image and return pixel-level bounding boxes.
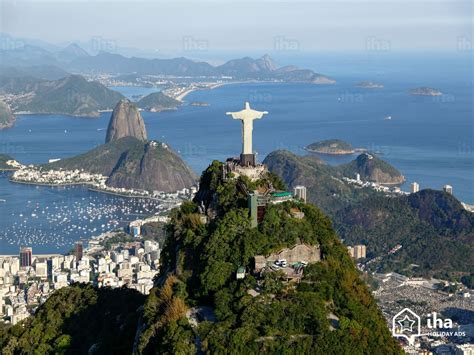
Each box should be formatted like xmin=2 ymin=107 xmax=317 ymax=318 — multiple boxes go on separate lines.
xmin=384 ymin=115 xmax=392 ymax=120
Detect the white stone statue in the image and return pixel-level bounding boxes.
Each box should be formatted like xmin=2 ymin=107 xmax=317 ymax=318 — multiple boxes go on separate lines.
xmin=226 ymin=102 xmax=268 ymax=155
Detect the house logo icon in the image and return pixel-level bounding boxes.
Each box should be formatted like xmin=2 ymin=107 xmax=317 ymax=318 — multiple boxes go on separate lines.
xmin=392 ymin=308 xmax=421 ymax=345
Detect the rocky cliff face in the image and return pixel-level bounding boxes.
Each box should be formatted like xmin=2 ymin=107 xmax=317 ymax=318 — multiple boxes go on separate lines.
xmin=106 ymin=140 xmax=197 ymax=193
xmin=0 ymin=100 xmax=15 ymax=129
xmin=105 ymin=99 xmax=147 ymax=143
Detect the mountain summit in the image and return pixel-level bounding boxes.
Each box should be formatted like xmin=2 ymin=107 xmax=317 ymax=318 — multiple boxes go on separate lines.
xmin=56 ymin=43 xmax=89 ymax=62
xmin=105 ymin=99 xmax=147 ymax=143
xmin=258 ymin=54 xmax=278 ymax=71
xmin=47 ymin=100 xmax=196 ymax=193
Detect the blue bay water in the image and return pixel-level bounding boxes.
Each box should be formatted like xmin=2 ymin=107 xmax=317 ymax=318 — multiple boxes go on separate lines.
xmin=0 ymin=52 xmax=472 ymax=254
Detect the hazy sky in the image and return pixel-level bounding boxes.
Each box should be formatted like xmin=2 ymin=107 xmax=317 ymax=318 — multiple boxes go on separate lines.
xmin=0 ymin=0 xmax=472 ymax=55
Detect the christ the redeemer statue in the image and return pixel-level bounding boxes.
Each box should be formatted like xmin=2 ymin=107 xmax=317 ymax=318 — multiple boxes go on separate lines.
xmin=226 ymin=102 xmax=268 ymax=166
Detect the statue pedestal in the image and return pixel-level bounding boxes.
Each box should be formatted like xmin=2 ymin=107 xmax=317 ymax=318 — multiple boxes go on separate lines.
xmin=240 ymin=153 xmax=256 ymax=167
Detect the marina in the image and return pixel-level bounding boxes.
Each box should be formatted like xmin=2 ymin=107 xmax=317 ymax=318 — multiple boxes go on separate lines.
xmin=0 ymin=173 xmax=183 ymax=254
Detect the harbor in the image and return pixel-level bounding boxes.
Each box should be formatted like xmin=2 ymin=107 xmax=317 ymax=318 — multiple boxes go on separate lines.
xmin=0 ymin=174 xmax=191 ymax=255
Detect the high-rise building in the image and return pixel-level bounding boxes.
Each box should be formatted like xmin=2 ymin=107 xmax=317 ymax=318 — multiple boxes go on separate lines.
xmin=347 ymin=246 xmax=354 ymax=258
xmin=19 ymin=247 xmax=32 ymax=268
xmin=443 ymin=185 xmax=453 ymax=194
xmin=355 ymin=173 xmax=361 ymax=182
xmin=354 ymin=245 xmax=367 ymax=259
xmin=35 ymin=261 xmax=48 ymax=279
xmin=410 ymin=182 xmax=420 ymax=193
xmin=294 ymin=185 xmax=307 ymax=202
xmin=75 ymin=242 xmax=83 ymax=261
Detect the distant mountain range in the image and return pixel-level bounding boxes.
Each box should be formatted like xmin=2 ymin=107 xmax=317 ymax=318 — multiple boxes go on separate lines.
xmin=0 ymin=36 xmax=336 ymax=128
xmin=264 ymin=148 xmax=474 ymax=277
xmin=70 ymin=52 xmax=335 ymax=82
xmin=0 ymin=35 xmax=335 ymax=83
xmin=0 ymin=65 xmax=69 ymax=80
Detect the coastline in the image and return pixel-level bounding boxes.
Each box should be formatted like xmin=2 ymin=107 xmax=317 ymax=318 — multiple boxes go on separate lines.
xmin=9 ymin=178 xmax=96 ymax=188
xmin=14 ymin=111 xmax=102 ymax=118
xmin=173 ymin=79 xmax=290 ymax=102
xmin=174 ymin=81 xmax=249 ymax=102
xmin=87 ymin=187 xmax=166 ymax=200
xmin=304 ymin=147 xmax=367 ymax=155
xmin=9 ymin=177 xmax=190 ymax=201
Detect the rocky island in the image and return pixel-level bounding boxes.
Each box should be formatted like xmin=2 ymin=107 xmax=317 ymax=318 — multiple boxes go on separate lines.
xmin=136 ymin=92 xmax=181 ymax=112
xmin=305 ymin=139 xmax=356 ymax=155
xmin=355 ymin=81 xmax=384 ymax=89
xmin=410 ymin=87 xmax=442 ymax=96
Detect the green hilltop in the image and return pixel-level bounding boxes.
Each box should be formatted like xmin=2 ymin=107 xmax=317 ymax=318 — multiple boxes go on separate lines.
xmin=135 ymin=161 xmax=400 ymax=353
xmin=43 ymin=136 xmax=144 ymax=176
xmin=0 ymin=160 xmax=401 ymax=354
xmin=264 ymin=150 xmax=474 ymax=278
xmin=335 ymin=189 xmax=474 ymax=277
xmin=0 ymin=284 xmax=145 ymax=354
xmin=337 ymin=152 xmax=405 ymax=184
xmin=7 ymin=75 xmax=124 ymax=117
xmin=44 ymin=136 xmax=197 ymax=193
